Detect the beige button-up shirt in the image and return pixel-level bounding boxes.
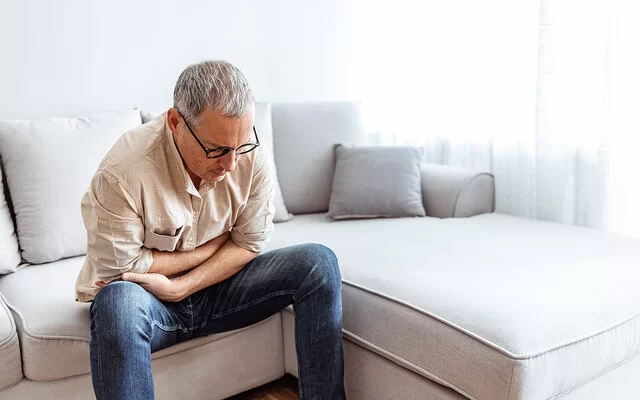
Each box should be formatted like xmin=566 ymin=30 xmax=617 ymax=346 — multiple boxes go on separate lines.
xmin=75 ymin=113 xmax=275 ymax=302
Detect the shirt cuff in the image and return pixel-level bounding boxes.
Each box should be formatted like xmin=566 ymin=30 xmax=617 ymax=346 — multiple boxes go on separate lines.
xmin=130 ymin=247 xmax=153 ymax=274
xmin=231 ymin=231 xmax=267 ymax=253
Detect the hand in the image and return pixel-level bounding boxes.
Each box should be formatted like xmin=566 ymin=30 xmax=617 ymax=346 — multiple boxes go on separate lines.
xmin=96 ymin=273 xmax=186 ymax=302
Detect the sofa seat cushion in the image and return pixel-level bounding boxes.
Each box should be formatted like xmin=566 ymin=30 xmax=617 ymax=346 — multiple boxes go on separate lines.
xmin=0 ymin=293 xmax=22 ymax=390
xmin=265 ymin=213 xmax=640 ymax=400
xmin=0 ymin=257 xmax=278 ymax=381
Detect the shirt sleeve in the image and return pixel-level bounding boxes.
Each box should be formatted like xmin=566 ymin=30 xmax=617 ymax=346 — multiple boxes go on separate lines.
xmin=231 ymin=146 xmax=276 ymax=253
xmin=82 ymin=170 xmax=153 ymax=282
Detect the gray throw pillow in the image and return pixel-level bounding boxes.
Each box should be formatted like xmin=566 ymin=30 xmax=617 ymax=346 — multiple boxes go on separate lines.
xmin=328 ymin=144 xmax=426 ymax=219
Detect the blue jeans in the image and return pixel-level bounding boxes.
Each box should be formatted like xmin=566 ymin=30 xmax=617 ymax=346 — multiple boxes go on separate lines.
xmin=89 ymin=243 xmax=346 ymax=400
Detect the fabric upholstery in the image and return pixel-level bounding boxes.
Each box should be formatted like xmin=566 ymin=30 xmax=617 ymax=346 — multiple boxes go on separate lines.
xmin=0 ymin=256 xmax=283 ymax=382
xmin=266 ymin=213 xmax=640 ymax=400
xmin=271 ymin=102 xmax=366 ymax=214
xmin=558 ymin=353 xmax=640 ymax=399
xmin=328 ymin=145 xmax=426 ymax=219
xmin=345 ymin=339 xmax=640 ymax=400
xmin=284 ymin=309 xmax=468 ymax=400
xmin=0 ymin=166 xmax=21 ymax=274
xmin=343 ymin=340 xmax=468 ymax=400
xmin=0 ymin=110 xmax=142 ymax=264
xmin=140 ymin=109 xmax=159 ymax=124
xmin=0 ymin=313 xmax=283 ymax=400
xmin=420 ymin=163 xmax=495 ymax=218
xmin=253 ymin=103 xmax=293 ymax=222
xmin=0 ymin=293 xmax=22 ymax=390
xmin=282 ymin=307 xmax=297 ymax=377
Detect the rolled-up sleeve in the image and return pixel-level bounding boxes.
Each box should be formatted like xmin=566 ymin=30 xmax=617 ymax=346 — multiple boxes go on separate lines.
xmin=231 ymin=147 xmax=276 ymax=252
xmin=82 ymin=170 xmax=153 ymax=282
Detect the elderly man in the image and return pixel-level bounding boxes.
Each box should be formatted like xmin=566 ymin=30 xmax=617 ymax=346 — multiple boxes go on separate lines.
xmin=75 ymin=60 xmax=346 ymax=399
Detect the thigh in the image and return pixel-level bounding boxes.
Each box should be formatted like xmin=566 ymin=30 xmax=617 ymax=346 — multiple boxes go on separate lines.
xmin=187 ymin=243 xmax=326 ymax=337
xmin=90 ymin=281 xmax=188 ymax=353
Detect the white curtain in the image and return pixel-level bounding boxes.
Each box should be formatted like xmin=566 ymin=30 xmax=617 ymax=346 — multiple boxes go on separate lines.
xmin=347 ymin=0 xmax=640 ymax=238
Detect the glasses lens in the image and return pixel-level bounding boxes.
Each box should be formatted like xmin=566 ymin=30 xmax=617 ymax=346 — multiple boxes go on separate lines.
xmin=206 ymin=148 xmax=229 ymax=159
xmin=236 ymin=144 xmax=258 ymax=155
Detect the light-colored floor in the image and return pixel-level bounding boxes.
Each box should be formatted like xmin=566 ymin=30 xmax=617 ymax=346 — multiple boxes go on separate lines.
xmin=225 ymin=374 xmax=298 ymax=400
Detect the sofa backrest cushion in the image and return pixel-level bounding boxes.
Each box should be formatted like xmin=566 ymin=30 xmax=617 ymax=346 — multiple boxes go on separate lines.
xmin=253 ymin=103 xmax=293 ymax=222
xmin=0 ymin=165 xmax=21 ymax=274
xmin=271 ymin=102 xmax=366 ymax=214
xmin=0 ymin=110 xmax=142 ymax=264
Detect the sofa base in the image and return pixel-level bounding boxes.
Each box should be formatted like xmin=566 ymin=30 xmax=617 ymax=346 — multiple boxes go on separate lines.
xmin=0 ymin=313 xmax=285 ymax=400
xmin=283 ymin=306 xmax=640 ymax=400
xmin=557 ymin=352 xmax=640 ymax=400
xmin=343 ymin=340 xmax=467 ymax=400
xmin=343 ymin=340 xmax=640 ymax=400
xmin=283 ymin=307 xmax=464 ymax=399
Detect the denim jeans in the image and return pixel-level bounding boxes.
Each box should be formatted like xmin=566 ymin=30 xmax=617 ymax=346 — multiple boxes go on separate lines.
xmin=89 ymin=243 xmax=346 ymax=400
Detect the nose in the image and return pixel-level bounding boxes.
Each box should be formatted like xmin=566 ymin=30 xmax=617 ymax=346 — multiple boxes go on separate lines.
xmin=218 ymin=152 xmax=238 ymax=172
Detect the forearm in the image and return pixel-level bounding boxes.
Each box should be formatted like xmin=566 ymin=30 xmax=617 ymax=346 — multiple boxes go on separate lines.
xmin=175 ymin=239 xmax=259 ymax=298
xmin=147 ymin=232 xmax=230 ymax=277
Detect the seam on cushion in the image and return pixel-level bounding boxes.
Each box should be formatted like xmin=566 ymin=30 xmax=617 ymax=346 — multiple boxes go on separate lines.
xmin=20 ymin=317 xmax=281 ymax=383
xmin=342 ymin=329 xmax=480 ymax=400
xmin=0 ymin=376 xmax=23 ymax=393
xmin=4 ymin=300 xmax=89 ymax=343
xmin=342 ymin=279 xmax=640 ymax=360
xmin=287 ymin=305 xmax=483 ymax=398
xmin=507 ymin=358 xmax=516 ymax=400
xmin=549 ymin=350 xmax=640 ymax=400
xmin=3 ymin=292 xmax=285 ymax=345
xmin=452 ymin=172 xmax=494 ymax=218
xmin=0 ymin=333 xmax=19 ymax=354
xmin=0 ymin=293 xmax=18 ymax=348
xmin=0 ymin=333 xmax=21 ymax=387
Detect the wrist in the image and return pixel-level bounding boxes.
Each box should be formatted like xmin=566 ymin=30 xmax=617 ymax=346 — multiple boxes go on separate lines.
xmin=174 ymin=275 xmax=192 ymax=300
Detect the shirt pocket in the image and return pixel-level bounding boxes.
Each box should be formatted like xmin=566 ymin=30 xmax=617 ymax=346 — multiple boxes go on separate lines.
xmin=143 ymin=224 xmax=185 ymax=252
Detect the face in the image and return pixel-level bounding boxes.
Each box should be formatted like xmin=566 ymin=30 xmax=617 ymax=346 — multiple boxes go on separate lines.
xmin=167 ymin=106 xmax=255 ymax=183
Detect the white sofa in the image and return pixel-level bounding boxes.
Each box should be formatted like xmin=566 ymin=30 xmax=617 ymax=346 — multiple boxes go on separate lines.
xmin=0 ymin=102 xmax=639 ymax=400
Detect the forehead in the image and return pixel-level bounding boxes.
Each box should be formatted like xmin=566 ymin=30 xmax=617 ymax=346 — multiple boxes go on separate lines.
xmin=195 ymin=108 xmax=254 ymax=147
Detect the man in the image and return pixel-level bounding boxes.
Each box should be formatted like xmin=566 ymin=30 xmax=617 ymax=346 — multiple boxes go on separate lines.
xmin=75 ymin=60 xmax=346 ymax=399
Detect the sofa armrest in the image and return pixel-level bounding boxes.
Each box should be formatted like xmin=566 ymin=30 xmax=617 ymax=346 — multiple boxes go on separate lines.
xmin=420 ymin=163 xmax=495 ymax=218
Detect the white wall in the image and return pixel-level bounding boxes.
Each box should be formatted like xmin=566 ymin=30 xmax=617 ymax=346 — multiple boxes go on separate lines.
xmin=0 ymin=0 xmax=357 ymax=119
xmin=346 ymin=0 xmax=540 ymax=145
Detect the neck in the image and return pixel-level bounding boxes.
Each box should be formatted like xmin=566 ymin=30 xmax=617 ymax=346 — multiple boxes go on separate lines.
xmin=171 ymin=130 xmax=202 ymax=190
xmin=188 ymin=170 xmax=202 ymax=190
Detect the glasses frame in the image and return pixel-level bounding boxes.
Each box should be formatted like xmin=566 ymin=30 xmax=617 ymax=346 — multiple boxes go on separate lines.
xmin=176 ymin=109 xmax=260 ymax=159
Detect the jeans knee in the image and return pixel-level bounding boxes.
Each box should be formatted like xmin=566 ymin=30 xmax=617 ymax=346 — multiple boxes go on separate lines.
xmin=90 ymin=281 xmax=151 ymax=335
xmin=92 ymin=281 xmax=148 ymax=311
xmin=299 ymin=243 xmax=342 ymax=295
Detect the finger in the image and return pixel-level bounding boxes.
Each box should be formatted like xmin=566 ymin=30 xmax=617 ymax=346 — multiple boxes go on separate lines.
xmin=95 ymin=281 xmax=106 ymax=288
xmin=121 ymin=272 xmax=147 ymax=283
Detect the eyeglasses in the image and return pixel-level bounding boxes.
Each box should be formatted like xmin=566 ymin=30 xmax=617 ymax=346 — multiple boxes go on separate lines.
xmin=176 ymin=108 xmax=260 ymax=159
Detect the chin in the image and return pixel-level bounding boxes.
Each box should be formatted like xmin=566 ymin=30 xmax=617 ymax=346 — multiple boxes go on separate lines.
xmin=208 ymin=172 xmax=226 ymax=182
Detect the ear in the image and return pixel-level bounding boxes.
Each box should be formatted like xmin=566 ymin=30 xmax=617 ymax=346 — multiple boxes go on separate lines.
xmin=167 ymin=107 xmax=182 ymax=133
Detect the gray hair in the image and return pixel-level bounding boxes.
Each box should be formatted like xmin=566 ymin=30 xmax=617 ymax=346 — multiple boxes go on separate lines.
xmin=173 ymin=60 xmax=254 ymax=126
